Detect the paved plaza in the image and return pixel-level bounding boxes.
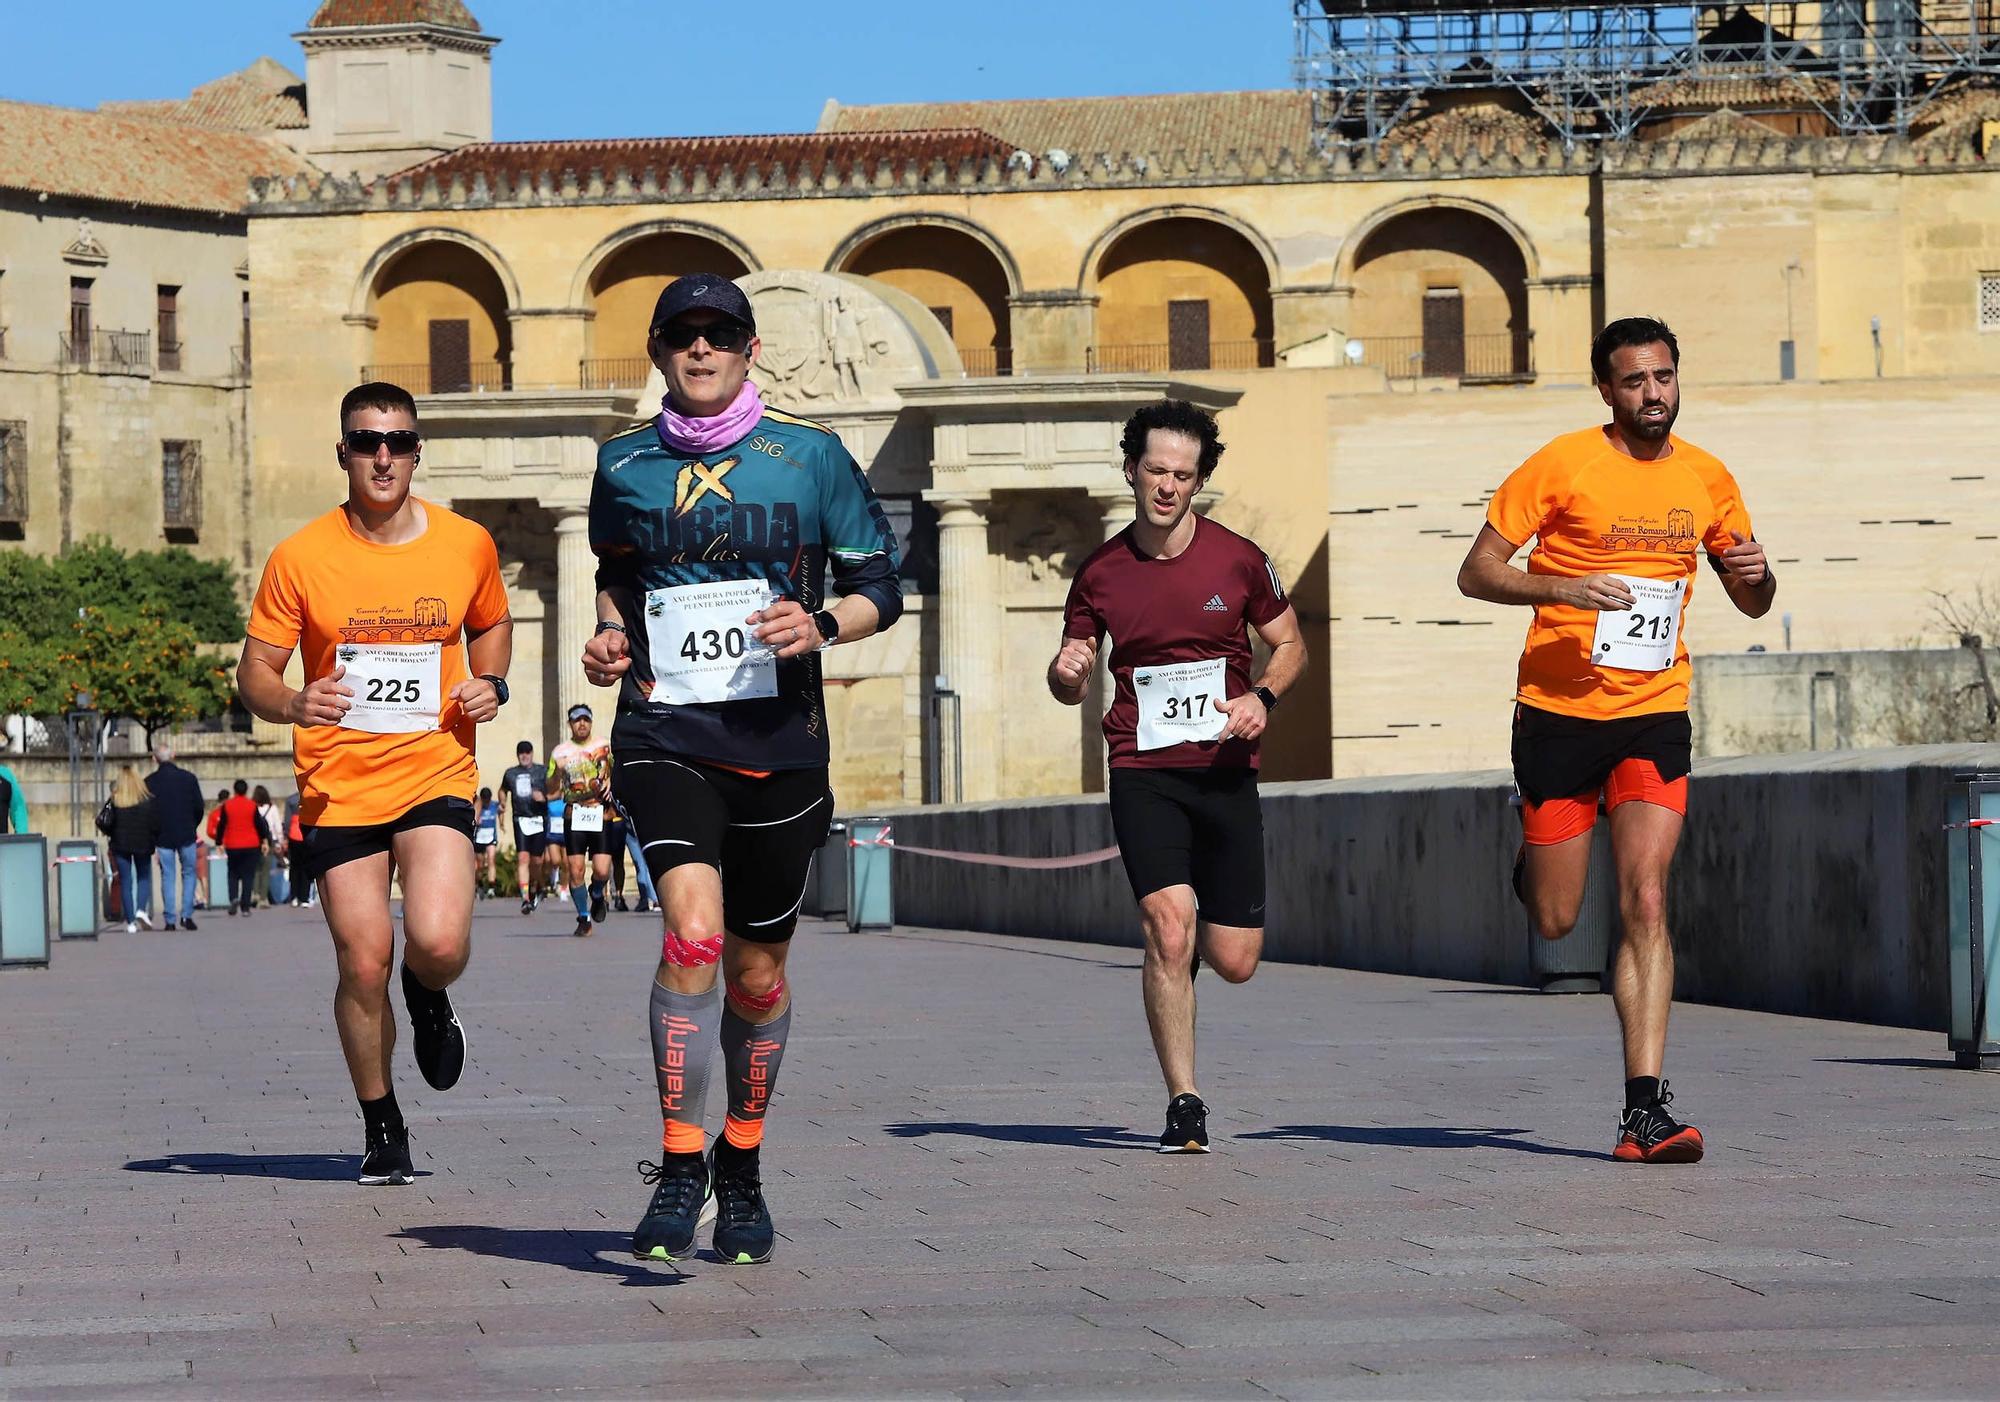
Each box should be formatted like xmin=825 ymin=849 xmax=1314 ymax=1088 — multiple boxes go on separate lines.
xmin=4 ymin=900 xmax=2000 ymax=1399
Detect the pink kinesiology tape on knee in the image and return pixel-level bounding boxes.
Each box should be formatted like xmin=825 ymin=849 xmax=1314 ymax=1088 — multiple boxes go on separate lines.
xmin=662 ymin=929 xmax=724 ymax=967
xmin=727 ymin=977 xmax=786 ymax=1014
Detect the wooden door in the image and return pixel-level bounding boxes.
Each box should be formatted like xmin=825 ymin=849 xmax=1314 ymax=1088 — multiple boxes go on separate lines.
xmin=1168 ymin=299 xmax=1210 ymax=371
xmin=1421 ymin=289 xmax=1464 ymax=378
xmin=428 ymin=318 xmax=471 ymax=394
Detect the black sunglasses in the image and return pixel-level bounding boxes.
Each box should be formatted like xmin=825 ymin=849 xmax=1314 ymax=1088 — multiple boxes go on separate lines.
xmin=652 ymin=320 xmax=752 ymax=353
xmin=342 ymin=429 xmax=422 ymax=457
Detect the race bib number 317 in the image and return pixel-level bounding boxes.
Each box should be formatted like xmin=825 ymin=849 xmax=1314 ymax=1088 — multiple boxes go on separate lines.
xmin=1133 ymin=658 xmax=1229 ymax=752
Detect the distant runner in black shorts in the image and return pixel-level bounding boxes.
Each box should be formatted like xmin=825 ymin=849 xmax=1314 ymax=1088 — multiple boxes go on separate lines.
xmin=1049 ymin=400 xmax=1305 ymax=1154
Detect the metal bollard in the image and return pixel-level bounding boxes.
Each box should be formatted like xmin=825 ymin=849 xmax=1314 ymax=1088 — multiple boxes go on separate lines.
xmin=0 ymin=835 xmax=50 ymax=967
xmin=1513 ymin=794 xmax=1615 ymax=994
xmin=54 ymin=839 xmax=100 ymax=940
xmin=845 ymin=817 xmax=893 ymax=932
xmin=1946 ymin=771 xmax=2000 ymax=1068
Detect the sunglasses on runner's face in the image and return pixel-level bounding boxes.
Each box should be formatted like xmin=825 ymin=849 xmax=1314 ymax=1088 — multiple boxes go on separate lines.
xmin=652 ymin=320 xmax=752 ymax=353
xmin=342 ymin=429 xmax=422 ymax=457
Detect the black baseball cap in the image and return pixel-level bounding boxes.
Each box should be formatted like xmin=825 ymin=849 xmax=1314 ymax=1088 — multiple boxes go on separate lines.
xmin=516 ymin=740 xmax=534 ymax=755
xmin=650 ymin=273 xmax=755 ymax=336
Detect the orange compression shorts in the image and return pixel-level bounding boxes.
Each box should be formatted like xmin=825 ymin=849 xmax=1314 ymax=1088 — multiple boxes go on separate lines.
xmin=1519 ymin=757 xmax=1687 ymax=847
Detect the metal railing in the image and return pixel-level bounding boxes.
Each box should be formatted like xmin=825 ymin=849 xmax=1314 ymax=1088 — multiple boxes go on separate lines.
xmin=956 ymin=346 xmax=1013 ymax=377
xmin=0 ymin=422 xmax=26 ymax=526
xmin=359 ymin=361 xmax=511 ymax=395
xmin=162 ymin=441 xmax=202 ymax=533
xmin=1356 ymin=332 xmax=1535 ymax=382
xmin=60 ymin=329 xmax=153 ymax=374
xmin=157 ymin=340 xmax=182 ymax=373
xmin=579 ymin=356 xmax=654 ymax=390
xmin=1087 ymin=339 xmax=1274 ymax=373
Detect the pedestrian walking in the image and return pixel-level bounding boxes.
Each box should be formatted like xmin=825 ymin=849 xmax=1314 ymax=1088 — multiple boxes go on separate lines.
xmin=146 ymin=742 xmax=205 ymax=930
xmin=104 ymin=765 xmax=161 ymax=933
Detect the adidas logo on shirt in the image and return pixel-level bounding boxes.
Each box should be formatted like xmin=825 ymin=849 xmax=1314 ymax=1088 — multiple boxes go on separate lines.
xmin=1203 ymin=594 xmax=1228 ymax=612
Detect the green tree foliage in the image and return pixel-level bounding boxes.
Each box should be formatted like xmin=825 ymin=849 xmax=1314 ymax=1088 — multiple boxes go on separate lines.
xmin=0 ymin=541 xmax=242 ymax=734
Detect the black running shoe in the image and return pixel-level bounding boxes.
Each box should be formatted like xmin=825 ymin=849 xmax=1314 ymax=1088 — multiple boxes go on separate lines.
xmin=1614 ymin=1081 xmax=1705 ymax=1164
xmin=612 ymin=894 xmax=630 ymax=914
xmin=180 ymin=917 xmax=198 ymax=932
xmin=711 ymin=1141 xmax=775 ymax=1264
xmin=591 ymin=892 xmax=609 ymax=923
xmin=573 ymin=916 xmax=593 ymax=939
xmin=401 ymin=963 xmax=466 ymax=1091
xmin=519 ymin=897 xmax=534 ymax=916
xmin=359 ymin=1125 xmax=415 ymax=1185
xmin=1159 ymin=1092 xmax=1211 ymax=1153
xmin=633 ymin=1155 xmax=715 ymax=1260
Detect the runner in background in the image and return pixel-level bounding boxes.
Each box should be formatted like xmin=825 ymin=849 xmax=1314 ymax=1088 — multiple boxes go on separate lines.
xmin=1050 ymin=399 xmax=1305 ymax=1153
xmin=498 ymin=741 xmax=547 ymax=914
xmin=236 ymin=380 xmax=512 ymax=1186
xmin=1456 ymin=316 xmax=1774 ymax=1164
xmin=548 ymin=703 xmax=614 ymax=938
xmin=472 ymin=787 xmax=500 ymax=898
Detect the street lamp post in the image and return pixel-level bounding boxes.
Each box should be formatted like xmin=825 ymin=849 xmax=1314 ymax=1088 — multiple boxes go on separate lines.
xmin=65 ymin=691 xmax=103 ymax=837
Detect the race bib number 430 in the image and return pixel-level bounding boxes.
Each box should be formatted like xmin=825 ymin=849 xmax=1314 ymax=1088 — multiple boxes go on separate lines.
xmin=644 ymin=580 xmax=778 ymax=706
xmin=1133 ymin=658 xmax=1229 ymax=752
xmin=336 ymin=643 xmax=442 ymax=734
xmin=1591 ymin=574 xmax=1687 ymax=673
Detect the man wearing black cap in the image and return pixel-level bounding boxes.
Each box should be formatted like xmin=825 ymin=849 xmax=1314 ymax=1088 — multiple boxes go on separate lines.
xmin=582 ymin=273 xmax=903 ymax=1265
xmin=497 ymin=739 xmax=548 ymax=914
xmin=547 ymin=701 xmax=613 ymax=938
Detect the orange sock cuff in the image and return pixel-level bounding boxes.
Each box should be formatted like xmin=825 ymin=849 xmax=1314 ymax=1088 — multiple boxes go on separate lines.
xmin=722 ymin=1114 xmax=764 ymax=1150
xmin=662 ymin=1121 xmax=706 ymax=1155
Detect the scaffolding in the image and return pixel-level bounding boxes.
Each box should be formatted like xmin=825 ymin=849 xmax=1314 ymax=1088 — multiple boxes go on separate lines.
xmin=1293 ymin=0 xmax=2000 ymax=148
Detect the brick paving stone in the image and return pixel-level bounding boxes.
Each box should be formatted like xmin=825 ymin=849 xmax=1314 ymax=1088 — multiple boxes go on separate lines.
xmin=5 ymin=904 xmax=2000 ymax=1398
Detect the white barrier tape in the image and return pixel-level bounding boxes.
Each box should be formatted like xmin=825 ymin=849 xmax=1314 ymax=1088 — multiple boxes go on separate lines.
xmin=1944 ymin=819 xmax=2000 ymax=830
xmin=50 ymin=855 xmax=100 ymax=866
xmin=847 ymin=825 xmax=1121 ymax=870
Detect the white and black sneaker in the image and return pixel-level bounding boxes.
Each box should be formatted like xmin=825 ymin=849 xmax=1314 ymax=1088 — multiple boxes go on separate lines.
xmin=401 ymin=963 xmax=466 ymax=1091
xmin=359 ymin=1125 xmax=415 ymax=1185
xmin=1159 ymin=1092 xmax=1211 ymax=1153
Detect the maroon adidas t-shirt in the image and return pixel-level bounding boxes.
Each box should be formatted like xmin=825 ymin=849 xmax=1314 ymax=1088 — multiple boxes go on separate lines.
xmin=1062 ymin=515 xmax=1289 ymax=770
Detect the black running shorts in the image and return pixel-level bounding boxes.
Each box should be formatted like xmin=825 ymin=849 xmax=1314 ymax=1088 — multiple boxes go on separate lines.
xmin=612 ymin=755 xmax=832 ymax=943
xmin=1510 ymin=703 xmax=1692 ymax=806
xmin=512 ymin=820 xmax=547 ymax=857
xmin=1107 ymin=766 xmax=1265 ymax=928
xmin=296 ymin=794 xmax=476 ymax=884
xmin=562 ymin=806 xmax=611 ymax=858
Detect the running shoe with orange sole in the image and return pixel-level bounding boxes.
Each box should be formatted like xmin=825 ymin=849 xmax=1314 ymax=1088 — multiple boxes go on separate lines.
xmin=1613 ymin=1081 xmax=1704 ymax=1163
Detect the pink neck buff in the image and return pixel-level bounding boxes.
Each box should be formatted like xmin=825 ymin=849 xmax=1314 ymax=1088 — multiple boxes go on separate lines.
xmin=657 ymin=379 xmax=764 ymax=457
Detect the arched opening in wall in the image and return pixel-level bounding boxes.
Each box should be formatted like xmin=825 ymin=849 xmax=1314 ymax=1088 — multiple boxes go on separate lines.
xmin=366 ymin=242 xmax=512 ymax=394
xmin=839 ymin=225 xmax=1013 ymax=376
xmin=1349 ymin=208 xmax=1532 ymax=382
xmin=1092 ymin=217 xmax=1273 ymax=373
xmin=584 ymin=232 xmax=751 ymax=389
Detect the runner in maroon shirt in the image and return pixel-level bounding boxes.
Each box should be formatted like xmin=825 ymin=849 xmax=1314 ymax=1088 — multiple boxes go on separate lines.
xmin=1050 ymin=400 xmax=1307 ymax=1153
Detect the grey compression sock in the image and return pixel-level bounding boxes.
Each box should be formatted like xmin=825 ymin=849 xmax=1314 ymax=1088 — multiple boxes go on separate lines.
xmin=719 ymin=1005 xmax=791 ymax=1151
xmin=650 ymin=980 xmax=720 ymax=1155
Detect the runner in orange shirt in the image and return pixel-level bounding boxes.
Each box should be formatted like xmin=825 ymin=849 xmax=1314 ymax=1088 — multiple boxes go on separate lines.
xmin=237 ymin=382 xmax=513 ymax=1186
xmin=1456 ymin=318 xmax=1775 ymax=1164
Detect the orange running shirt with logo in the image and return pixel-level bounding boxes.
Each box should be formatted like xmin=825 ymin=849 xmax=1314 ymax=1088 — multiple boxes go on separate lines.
xmin=1485 ymin=427 xmax=1752 ymax=720
xmin=245 ymin=501 xmax=510 ymax=827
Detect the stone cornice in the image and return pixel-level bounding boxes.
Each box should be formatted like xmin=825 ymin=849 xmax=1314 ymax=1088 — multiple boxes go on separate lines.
xmin=246 ymin=133 xmax=1997 ymax=215
xmin=293 ymin=24 xmax=496 ymax=55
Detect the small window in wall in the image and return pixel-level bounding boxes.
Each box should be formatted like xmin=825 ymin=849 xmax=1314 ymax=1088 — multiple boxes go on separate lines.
xmin=240 ymin=289 xmax=251 ymax=373
xmin=1980 ymin=271 xmax=2000 ymax=331
xmin=928 ymin=305 xmax=955 ymax=340
xmin=1167 ymin=299 xmax=1211 ymax=371
xmin=157 ymin=286 xmax=181 ymax=372
xmin=0 ymin=420 xmax=27 ymax=532
xmin=162 ymin=439 xmax=202 ymax=538
xmin=69 ymin=278 xmax=92 ymax=363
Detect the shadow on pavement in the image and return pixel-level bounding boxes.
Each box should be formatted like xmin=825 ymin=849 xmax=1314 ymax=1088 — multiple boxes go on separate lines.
xmin=123 ymin=1153 xmax=370 ymax=1181
xmin=1239 ymin=1124 xmax=1605 ymax=1160
xmin=394 ymin=1225 xmax=687 ymax=1286
xmin=1817 ymin=1056 xmax=1962 ymax=1070
xmin=877 ymin=931 xmax=1139 ymax=970
xmin=884 ymin=1121 xmax=1157 ymax=1150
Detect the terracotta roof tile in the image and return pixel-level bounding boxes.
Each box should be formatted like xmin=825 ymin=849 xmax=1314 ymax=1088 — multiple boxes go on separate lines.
xmin=307 ymin=0 xmax=480 ymax=29
xmin=0 ymin=99 xmax=316 ymax=214
xmin=101 ymin=58 xmax=306 ymax=133
xmin=820 ymin=91 xmax=1312 ymax=157
xmin=1387 ymin=102 xmax=1551 ymax=159
xmin=1629 ymin=69 xmax=1839 ymax=110
xmin=1663 ymin=106 xmax=1790 ymax=140
xmin=393 ymin=128 xmax=1017 ymax=187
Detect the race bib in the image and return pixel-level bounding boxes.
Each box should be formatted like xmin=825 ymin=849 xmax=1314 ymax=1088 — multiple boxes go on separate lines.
xmin=569 ymin=803 xmax=604 ymax=833
xmin=644 ymin=580 xmax=778 ymax=706
xmin=1133 ymin=658 xmax=1229 ymax=752
xmin=547 ymin=812 xmax=565 ymax=837
xmin=1591 ymin=574 xmax=1687 ymax=672
xmin=513 ymin=773 xmax=531 ymax=800
xmin=474 ymin=824 xmax=497 ymax=845
xmin=516 ymin=816 xmax=544 ymax=837
xmin=335 ymin=643 xmax=442 ymax=734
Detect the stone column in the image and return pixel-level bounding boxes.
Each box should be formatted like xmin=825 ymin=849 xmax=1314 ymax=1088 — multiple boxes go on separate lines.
xmin=928 ymin=495 xmax=996 ymax=803
xmin=552 ymin=506 xmax=595 ymax=715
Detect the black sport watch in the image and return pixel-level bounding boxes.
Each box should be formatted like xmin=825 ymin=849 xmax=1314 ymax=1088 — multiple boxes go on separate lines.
xmin=813 ymin=610 xmax=841 ymax=646
xmin=1252 ymin=685 xmax=1278 ymax=713
xmin=480 ymin=674 xmax=510 ymax=706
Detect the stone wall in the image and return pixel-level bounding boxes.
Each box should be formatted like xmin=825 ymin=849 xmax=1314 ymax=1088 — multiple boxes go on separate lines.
xmin=871 ymin=743 xmax=2000 ymax=1031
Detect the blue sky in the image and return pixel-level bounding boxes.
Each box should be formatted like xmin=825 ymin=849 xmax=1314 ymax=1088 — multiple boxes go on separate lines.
xmin=7 ymin=1 xmax=1292 ymax=139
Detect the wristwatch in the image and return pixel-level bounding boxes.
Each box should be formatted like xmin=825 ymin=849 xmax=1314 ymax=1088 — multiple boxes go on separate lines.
xmin=480 ymin=674 xmax=510 ymax=706
xmin=812 ymin=610 xmax=841 ymax=646
xmin=1252 ymin=685 xmax=1278 ymax=713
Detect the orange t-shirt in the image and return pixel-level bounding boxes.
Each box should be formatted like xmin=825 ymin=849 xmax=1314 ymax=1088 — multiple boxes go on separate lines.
xmin=246 ymin=500 xmax=510 ymax=828
xmin=1485 ymin=426 xmax=1752 ymax=720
